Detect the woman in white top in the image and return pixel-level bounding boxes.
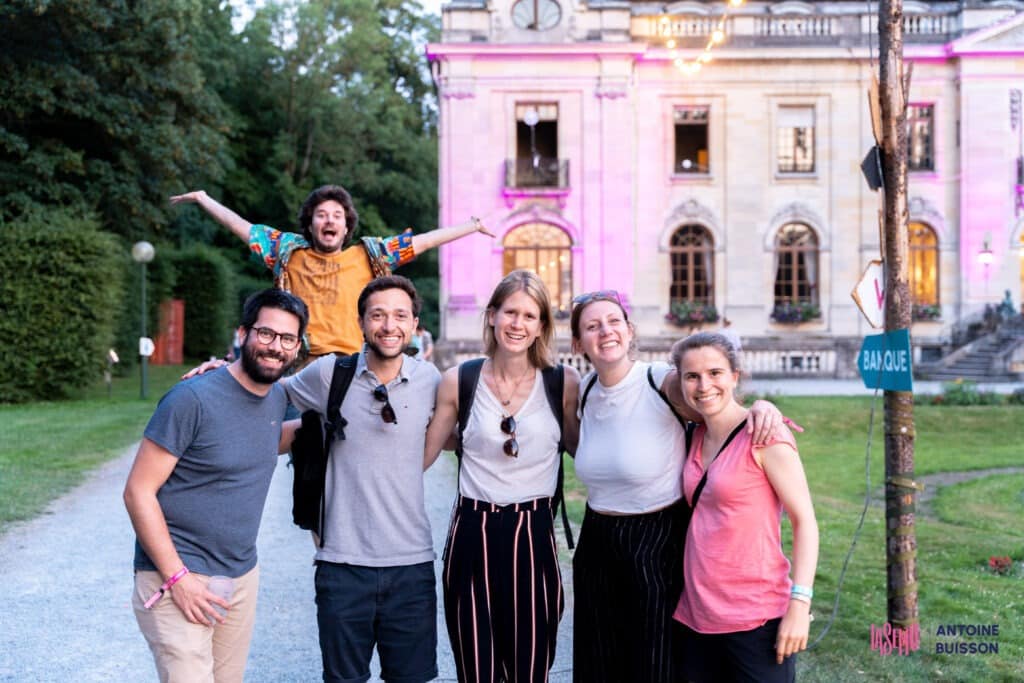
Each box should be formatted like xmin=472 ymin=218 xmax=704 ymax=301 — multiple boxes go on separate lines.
xmin=569 ymin=291 xmax=780 ymax=683
xmin=425 ymin=270 xmax=580 ymax=683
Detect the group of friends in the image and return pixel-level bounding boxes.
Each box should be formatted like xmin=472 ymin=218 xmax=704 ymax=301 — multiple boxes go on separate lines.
xmin=123 ymin=185 xmax=819 ymax=683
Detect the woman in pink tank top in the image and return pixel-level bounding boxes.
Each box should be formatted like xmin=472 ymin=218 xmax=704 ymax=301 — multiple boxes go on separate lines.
xmin=670 ymin=332 xmax=819 ymax=683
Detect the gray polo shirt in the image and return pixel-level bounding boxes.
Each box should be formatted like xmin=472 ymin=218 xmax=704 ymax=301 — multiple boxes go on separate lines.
xmin=283 ymin=352 xmax=440 ymax=567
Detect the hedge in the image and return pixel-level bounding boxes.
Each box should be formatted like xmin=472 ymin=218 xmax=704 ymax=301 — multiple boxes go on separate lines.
xmin=1 ymin=210 xmax=124 ymax=402
xmin=169 ymin=244 xmax=235 ymax=359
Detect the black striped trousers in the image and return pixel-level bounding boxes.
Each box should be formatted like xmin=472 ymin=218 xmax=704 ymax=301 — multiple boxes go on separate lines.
xmin=442 ymin=496 xmax=564 ymax=683
xmin=572 ymin=501 xmax=688 ymax=683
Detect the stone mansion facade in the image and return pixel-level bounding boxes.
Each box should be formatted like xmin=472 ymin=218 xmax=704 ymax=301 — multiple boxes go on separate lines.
xmin=428 ymin=0 xmax=1024 ymax=376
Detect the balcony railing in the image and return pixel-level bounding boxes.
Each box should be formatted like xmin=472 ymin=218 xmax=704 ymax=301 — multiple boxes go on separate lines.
xmin=505 ymin=158 xmax=569 ymax=189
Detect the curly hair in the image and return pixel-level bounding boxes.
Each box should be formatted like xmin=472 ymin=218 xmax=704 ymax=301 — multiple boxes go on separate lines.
xmin=297 ymin=185 xmax=359 ymax=247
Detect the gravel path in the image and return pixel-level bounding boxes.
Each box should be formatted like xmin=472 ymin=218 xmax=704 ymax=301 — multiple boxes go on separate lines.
xmin=0 ymin=447 xmax=574 ymax=682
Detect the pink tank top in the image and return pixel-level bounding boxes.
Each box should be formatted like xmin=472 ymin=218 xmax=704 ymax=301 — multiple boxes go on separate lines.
xmin=673 ymin=424 xmax=797 ymax=634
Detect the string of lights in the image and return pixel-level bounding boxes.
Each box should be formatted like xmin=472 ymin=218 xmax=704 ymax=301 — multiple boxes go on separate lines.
xmin=660 ymin=0 xmax=746 ymax=76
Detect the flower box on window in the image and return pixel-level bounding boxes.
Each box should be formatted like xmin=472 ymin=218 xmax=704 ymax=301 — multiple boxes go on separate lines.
xmin=912 ymin=304 xmax=941 ymax=322
xmin=665 ymin=302 xmax=719 ymax=327
xmin=771 ymin=301 xmax=821 ymax=324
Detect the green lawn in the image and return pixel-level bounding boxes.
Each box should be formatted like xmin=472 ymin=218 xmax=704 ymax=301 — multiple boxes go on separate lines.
xmin=563 ymin=397 xmax=1023 ymax=682
xmin=0 ymin=365 xmax=188 ymax=532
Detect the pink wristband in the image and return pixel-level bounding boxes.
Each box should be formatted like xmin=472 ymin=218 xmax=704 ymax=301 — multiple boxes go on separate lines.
xmin=143 ymin=566 xmax=189 ymax=609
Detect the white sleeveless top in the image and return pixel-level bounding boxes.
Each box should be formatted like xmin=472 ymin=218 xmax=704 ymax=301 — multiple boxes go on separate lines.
xmin=574 ymin=361 xmax=687 ymax=514
xmin=459 ymin=368 xmax=562 ymax=504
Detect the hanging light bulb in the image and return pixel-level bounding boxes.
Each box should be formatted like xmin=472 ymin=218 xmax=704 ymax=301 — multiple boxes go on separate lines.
xmin=711 ymin=29 xmax=725 ymax=44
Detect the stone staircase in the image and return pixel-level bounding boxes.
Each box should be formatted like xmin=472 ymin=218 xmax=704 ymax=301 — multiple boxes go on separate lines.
xmin=918 ymin=317 xmax=1024 ymax=382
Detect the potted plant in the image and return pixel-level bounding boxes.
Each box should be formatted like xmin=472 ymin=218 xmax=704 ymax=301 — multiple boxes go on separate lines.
xmin=665 ymin=301 xmax=719 ymax=327
xmin=912 ymin=304 xmax=941 ymax=322
xmin=771 ymin=301 xmax=821 ymax=324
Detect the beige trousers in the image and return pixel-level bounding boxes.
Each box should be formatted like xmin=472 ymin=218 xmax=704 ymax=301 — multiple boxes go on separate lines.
xmin=132 ymin=566 xmax=259 ymax=683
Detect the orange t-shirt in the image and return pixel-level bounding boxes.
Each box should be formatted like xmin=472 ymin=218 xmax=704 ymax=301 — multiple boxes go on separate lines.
xmin=284 ymin=247 xmax=373 ymax=356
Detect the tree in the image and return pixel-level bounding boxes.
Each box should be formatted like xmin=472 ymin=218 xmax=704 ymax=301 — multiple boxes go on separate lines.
xmin=0 ymin=0 xmax=234 ymax=241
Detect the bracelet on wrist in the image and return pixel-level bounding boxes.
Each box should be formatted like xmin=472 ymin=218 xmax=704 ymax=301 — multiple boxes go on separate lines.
xmin=791 ymin=584 xmax=813 ymax=600
xmin=143 ymin=566 xmax=189 ymax=609
xmin=790 ymin=594 xmax=812 ymax=605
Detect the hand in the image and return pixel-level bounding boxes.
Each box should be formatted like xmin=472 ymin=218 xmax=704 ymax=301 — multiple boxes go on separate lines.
xmin=469 ymin=216 xmax=496 ymax=238
xmin=168 ymin=573 xmax=229 ymax=626
xmin=747 ymin=399 xmax=783 ymax=445
xmin=181 ymin=357 xmax=228 ymax=380
xmin=775 ymin=599 xmax=811 ymax=663
xmin=169 ymin=190 xmax=208 ymax=206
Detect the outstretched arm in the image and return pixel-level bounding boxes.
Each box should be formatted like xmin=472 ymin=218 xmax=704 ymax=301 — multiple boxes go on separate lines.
xmin=424 ymin=368 xmax=460 ymax=470
xmin=170 ymin=190 xmax=252 ymax=243
xmin=411 ymin=217 xmax=495 ymax=255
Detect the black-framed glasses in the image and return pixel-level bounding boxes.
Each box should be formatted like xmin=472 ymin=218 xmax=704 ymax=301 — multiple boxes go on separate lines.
xmin=251 ymin=326 xmax=301 ymax=351
xmin=373 ymin=384 xmax=398 ymax=424
xmin=500 ymin=415 xmax=518 ymax=458
xmin=572 ymin=290 xmax=622 ymax=308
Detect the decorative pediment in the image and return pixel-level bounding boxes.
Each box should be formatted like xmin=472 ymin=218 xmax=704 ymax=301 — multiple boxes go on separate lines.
xmin=660 ymin=199 xmax=722 ymax=249
xmin=764 ymin=201 xmax=829 ymax=250
xmin=908 ymin=195 xmax=947 ymax=240
xmin=951 ymin=11 xmax=1024 ymax=54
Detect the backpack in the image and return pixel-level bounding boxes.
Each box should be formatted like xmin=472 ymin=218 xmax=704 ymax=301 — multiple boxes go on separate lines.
xmin=455 ymin=358 xmax=575 ymax=549
xmin=290 ymin=353 xmax=359 ymax=545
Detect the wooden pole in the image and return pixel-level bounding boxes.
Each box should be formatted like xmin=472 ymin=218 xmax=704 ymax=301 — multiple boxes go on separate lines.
xmin=878 ymin=0 xmax=919 ymax=638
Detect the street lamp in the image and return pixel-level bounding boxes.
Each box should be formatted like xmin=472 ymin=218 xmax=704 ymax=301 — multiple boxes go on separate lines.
xmin=131 ymin=241 xmax=155 ymax=399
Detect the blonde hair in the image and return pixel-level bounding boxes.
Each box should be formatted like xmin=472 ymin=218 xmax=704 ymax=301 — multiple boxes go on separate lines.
xmin=482 ymin=270 xmax=555 ymax=368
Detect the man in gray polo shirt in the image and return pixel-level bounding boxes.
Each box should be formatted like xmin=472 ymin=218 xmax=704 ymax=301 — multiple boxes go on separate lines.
xmin=283 ymin=275 xmax=441 ymax=683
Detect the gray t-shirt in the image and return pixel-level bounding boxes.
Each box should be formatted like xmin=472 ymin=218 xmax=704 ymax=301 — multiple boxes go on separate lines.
xmin=133 ymin=368 xmax=288 ymax=577
xmin=284 ymin=353 xmax=440 ymax=567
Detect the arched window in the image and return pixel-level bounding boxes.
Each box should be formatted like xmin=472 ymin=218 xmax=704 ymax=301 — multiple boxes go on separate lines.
xmin=502 ymin=222 xmax=573 ymax=312
xmin=773 ymin=223 xmax=819 ymax=305
xmin=669 ymin=224 xmax=714 ymax=304
xmin=908 ymin=222 xmax=939 ymax=306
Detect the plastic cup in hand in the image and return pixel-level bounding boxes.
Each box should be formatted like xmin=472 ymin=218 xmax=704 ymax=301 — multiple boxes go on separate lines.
xmin=207 ymin=575 xmax=234 ymax=620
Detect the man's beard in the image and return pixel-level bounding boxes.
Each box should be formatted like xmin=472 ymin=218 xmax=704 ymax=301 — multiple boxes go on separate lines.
xmin=364 ymin=339 xmax=406 ymax=362
xmin=240 ymin=339 xmax=293 ymax=384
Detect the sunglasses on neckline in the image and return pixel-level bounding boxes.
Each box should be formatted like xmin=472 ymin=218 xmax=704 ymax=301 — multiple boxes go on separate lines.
xmin=373 ymin=384 xmax=398 ymax=424
xmin=500 ymin=414 xmax=518 ymax=458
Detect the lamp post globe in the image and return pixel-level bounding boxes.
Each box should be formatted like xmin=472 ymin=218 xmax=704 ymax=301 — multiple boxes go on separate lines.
xmin=132 ymin=241 xmax=156 ymax=399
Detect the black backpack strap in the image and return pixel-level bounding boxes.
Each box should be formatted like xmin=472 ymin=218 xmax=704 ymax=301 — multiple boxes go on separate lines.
xmin=689 ymin=419 xmax=745 ymax=510
xmin=647 ymin=365 xmax=688 ymax=429
xmin=325 ymin=353 xmax=359 ymax=443
xmin=541 ymin=364 xmax=574 ymax=549
xmin=578 ymin=373 xmax=598 ymax=417
xmin=315 ymin=353 xmax=358 ymax=547
xmin=455 ymin=358 xmax=486 ymax=459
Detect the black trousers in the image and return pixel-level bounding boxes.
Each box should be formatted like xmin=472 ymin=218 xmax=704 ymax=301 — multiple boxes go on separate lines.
xmin=572 ymin=501 xmax=688 ymax=683
xmin=442 ymin=496 xmax=564 ymax=683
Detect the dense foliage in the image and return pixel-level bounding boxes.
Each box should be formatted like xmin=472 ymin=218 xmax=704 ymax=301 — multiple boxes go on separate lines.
xmin=0 ymin=211 xmax=124 ymax=402
xmin=2 ymin=0 xmax=442 ymax=398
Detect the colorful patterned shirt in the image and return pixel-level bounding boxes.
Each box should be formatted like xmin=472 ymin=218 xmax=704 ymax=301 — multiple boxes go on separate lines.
xmin=248 ymin=225 xmax=416 ymax=356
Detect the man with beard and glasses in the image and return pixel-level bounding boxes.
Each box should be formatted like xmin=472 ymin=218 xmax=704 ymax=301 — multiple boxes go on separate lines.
xmin=124 ymin=289 xmax=308 ymax=683
xmin=170 ymin=186 xmax=493 ymax=363
xmin=281 ymin=275 xmax=442 ymax=683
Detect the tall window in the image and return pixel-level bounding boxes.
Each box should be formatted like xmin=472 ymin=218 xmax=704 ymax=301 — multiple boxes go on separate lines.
xmin=908 ymin=104 xmax=934 ymax=171
xmin=909 ymin=222 xmax=939 ymax=305
xmin=674 ymin=107 xmax=710 ymax=174
xmin=513 ymin=103 xmax=559 ymax=187
xmin=773 ymin=223 xmax=819 ymax=304
xmin=777 ymin=106 xmax=816 ymax=174
xmin=502 ymin=222 xmax=573 ymax=312
xmin=669 ymin=225 xmax=714 ymax=304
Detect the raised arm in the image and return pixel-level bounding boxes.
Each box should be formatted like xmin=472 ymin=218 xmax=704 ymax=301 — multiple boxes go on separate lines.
xmin=761 ymin=441 xmax=819 ymax=664
xmin=123 ymin=439 xmax=229 ymax=625
xmin=424 ymin=367 xmax=460 ymax=470
xmin=169 ymin=190 xmax=253 ymax=243
xmin=411 ymin=217 xmax=495 ymax=254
